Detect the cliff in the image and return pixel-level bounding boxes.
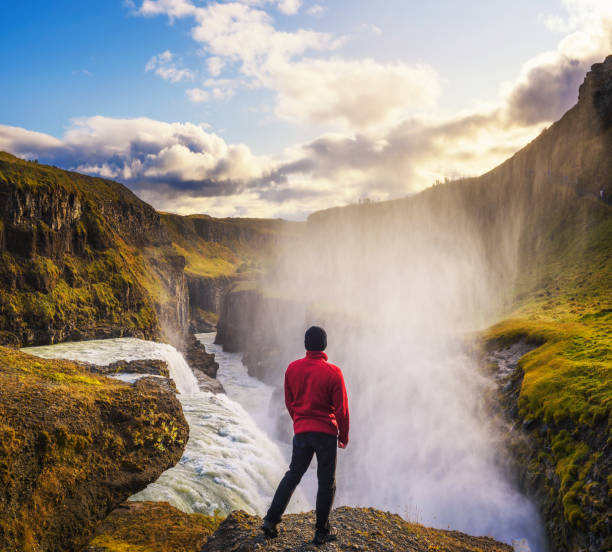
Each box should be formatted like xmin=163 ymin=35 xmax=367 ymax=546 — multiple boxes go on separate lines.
xmin=0 ymin=346 xmax=189 ymax=552
xmin=201 ymin=508 xmax=513 ymax=552
xmin=0 ymin=152 xmax=189 ymax=347
xmin=160 ymin=212 xmax=300 ymax=332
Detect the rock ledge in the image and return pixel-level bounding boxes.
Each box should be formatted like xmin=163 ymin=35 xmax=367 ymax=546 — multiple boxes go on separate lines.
xmin=202 ymin=507 xmax=513 ymax=552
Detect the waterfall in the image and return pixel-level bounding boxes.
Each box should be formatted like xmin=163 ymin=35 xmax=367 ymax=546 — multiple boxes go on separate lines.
xmin=157 ymin=344 xmax=200 ymax=395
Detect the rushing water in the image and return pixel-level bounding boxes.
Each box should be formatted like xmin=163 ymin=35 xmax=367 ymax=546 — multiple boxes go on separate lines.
xmin=22 ymin=335 xmax=308 ymax=516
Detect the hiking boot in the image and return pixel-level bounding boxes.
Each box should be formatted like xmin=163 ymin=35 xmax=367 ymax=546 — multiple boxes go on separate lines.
xmin=261 ymin=519 xmax=279 ymax=538
xmin=313 ymin=526 xmax=337 ymax=545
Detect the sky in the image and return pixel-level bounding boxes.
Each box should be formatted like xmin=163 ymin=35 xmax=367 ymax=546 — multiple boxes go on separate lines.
xmin=1 ymin=0 xmax=611 ymax=219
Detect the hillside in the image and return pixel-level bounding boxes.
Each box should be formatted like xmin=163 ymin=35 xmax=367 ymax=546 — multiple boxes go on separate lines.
xmin=0 ymin=152 xmax=188 ymax=346
xmin=0 ymin=152 xmax=290 ymax=346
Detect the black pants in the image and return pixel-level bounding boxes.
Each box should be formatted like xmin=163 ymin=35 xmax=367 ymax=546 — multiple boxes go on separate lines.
xmin=265 ymin=431 xmax=337 ymax=533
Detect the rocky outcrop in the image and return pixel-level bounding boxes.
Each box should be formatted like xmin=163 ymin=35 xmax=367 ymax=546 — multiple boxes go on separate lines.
xmin=86 ymin=501 xmax=222 ymax=552
xmin=202 ymin=508 xmax=513 ymax=552
xmin=0 ymin=346 xmax=189 ymax=552
xmin=181 ymin=333 xmax=225 ymax=394
xmin=86 ymin=359 xmax=170 ymax=378
xmin=160 ymin=212 xmax=301 ymax=335
xmin=215 ymin=286 xmax=307 ymax=384
xmin=485 ymin=340 xmax=611 ymax=552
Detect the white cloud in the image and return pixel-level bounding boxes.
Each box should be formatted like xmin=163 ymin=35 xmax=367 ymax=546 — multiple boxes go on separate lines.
xmin=136 ymin=1 xmax=438 ymax=130
xmin=277 ymin=0 xmax=301 ymax=15
xmin=3 ymin=0 xmax=612 ymax=219
xmin=269 ymin=58 xmax=440 ymax=128
xmin=0 ymin=117 xmax=273 ymax=197
xmin=358 ymin=23 xmax=382 ymax=35
xmin=186 ymin=88 xmax=210 ymax=102
xmin=306 ymin=4 xmax=325 ymax=17
xmin=145 ymin=50 xmax=194 ymax=82
xmin=206 ymin=56 xmax=225 ymax=76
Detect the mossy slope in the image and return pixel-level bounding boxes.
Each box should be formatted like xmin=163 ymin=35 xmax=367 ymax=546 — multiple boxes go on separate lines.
xmin=0 ymin=346 xmax=188 ymax=552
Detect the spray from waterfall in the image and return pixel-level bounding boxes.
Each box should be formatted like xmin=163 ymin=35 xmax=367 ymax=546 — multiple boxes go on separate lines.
xmin=257 ymin=192 xmax=547 ymax=551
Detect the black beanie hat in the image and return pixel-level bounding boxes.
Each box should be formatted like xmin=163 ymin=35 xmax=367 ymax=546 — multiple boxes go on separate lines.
xmin=305 ymin=326 xmax=327 ymax=351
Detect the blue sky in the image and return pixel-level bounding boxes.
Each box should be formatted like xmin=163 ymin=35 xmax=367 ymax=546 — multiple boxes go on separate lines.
xmin=1 ymin=0 xmax=611 ymax=218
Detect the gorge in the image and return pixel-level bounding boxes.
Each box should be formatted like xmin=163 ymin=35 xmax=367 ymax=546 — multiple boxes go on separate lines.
xmin=0 ymin=56 xmax=610 ymax=552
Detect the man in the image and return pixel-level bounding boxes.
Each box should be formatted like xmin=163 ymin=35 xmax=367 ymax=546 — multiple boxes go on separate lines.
xmin=262 ymin=326 xmax=350 ymax=545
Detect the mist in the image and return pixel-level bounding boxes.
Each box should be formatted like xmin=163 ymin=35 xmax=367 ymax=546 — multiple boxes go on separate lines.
xmin=257 ymin=189 xmax=548 ymax=550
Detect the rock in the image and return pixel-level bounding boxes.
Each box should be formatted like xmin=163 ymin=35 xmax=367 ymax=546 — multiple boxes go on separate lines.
xmin=183 ymin=333 xmax=220 ymax=379
xmin=0 ymin=346 xmax=189 ymax=552
xmin=87 ymin=359 xmax=170 ymax=377
xmin=202 ymin=508 xmax=513 ymax=552
xmin=485 ymin=341 xmax=612 ymax=552
xmin=85 ymin=501 xmax=222 ymax=552
xmin=137 ymin=374 xmax=178 ymax=394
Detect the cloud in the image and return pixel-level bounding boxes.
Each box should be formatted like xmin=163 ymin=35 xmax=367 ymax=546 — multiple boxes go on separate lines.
xmin=186 ymin=88 xmax=210 ymax=102
xmin=358 ymin=23 xmax=382 ymax=36
xmin=306 ymin=4 xmax=325 ymax=17
xmin=145 ymin=50 xmax=194 ymax=82
xmin=3 ymin=0 xmax=612 ymax=219
xmin=500 ymin=0 xmax=612 ymax=125
xmin=136 ymin=0 xmax=438 ymax=130
xmin=206 ymin=56 xmax=225 ymax=77
xmin=277 ymin=0 xmax=301 ymax=15
xmin=0 ymin=117 xmax=275 ymax=198
xmin=269 ymin=58 xmax=439 ymax=128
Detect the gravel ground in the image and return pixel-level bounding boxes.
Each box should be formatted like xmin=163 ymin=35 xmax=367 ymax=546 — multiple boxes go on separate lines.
xmin=202 ymin=507 xmax=514 ymax=552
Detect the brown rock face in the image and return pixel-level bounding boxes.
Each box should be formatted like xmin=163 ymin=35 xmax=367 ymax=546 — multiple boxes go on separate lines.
xmin=86 ymin=358 xmax=171 ymax=377
xmin=579 ymin=55 xmax=612 ymax=130
xmin=0 ymin=346 xmax=189 ymax=552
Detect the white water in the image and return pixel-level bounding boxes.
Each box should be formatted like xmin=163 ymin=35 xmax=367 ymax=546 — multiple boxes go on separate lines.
xmin=22 ymin=336 xmax=308 ymax=516
xmin=23 ymin=338 xmax=200 ymax=395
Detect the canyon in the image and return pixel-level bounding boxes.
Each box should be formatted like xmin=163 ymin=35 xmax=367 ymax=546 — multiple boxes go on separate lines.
xmin=0 ymin=56 xmax=610 ymax=551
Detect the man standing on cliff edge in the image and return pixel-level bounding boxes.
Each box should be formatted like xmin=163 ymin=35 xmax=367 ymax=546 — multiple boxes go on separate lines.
xmin=262 ymin=326 xmax=350 ymax=545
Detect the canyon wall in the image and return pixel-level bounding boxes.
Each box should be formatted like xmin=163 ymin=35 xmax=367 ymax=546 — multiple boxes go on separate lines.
xmin=0 ymin=154 xmax=189 ymax=346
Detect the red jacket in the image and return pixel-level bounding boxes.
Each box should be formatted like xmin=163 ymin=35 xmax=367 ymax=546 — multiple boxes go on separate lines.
xmin=284 ymin=351 xmax=350 ymax=445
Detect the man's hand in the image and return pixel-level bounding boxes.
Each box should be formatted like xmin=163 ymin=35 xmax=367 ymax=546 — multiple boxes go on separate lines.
xmin=338 ymin=441 xmax=347 ymax=449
